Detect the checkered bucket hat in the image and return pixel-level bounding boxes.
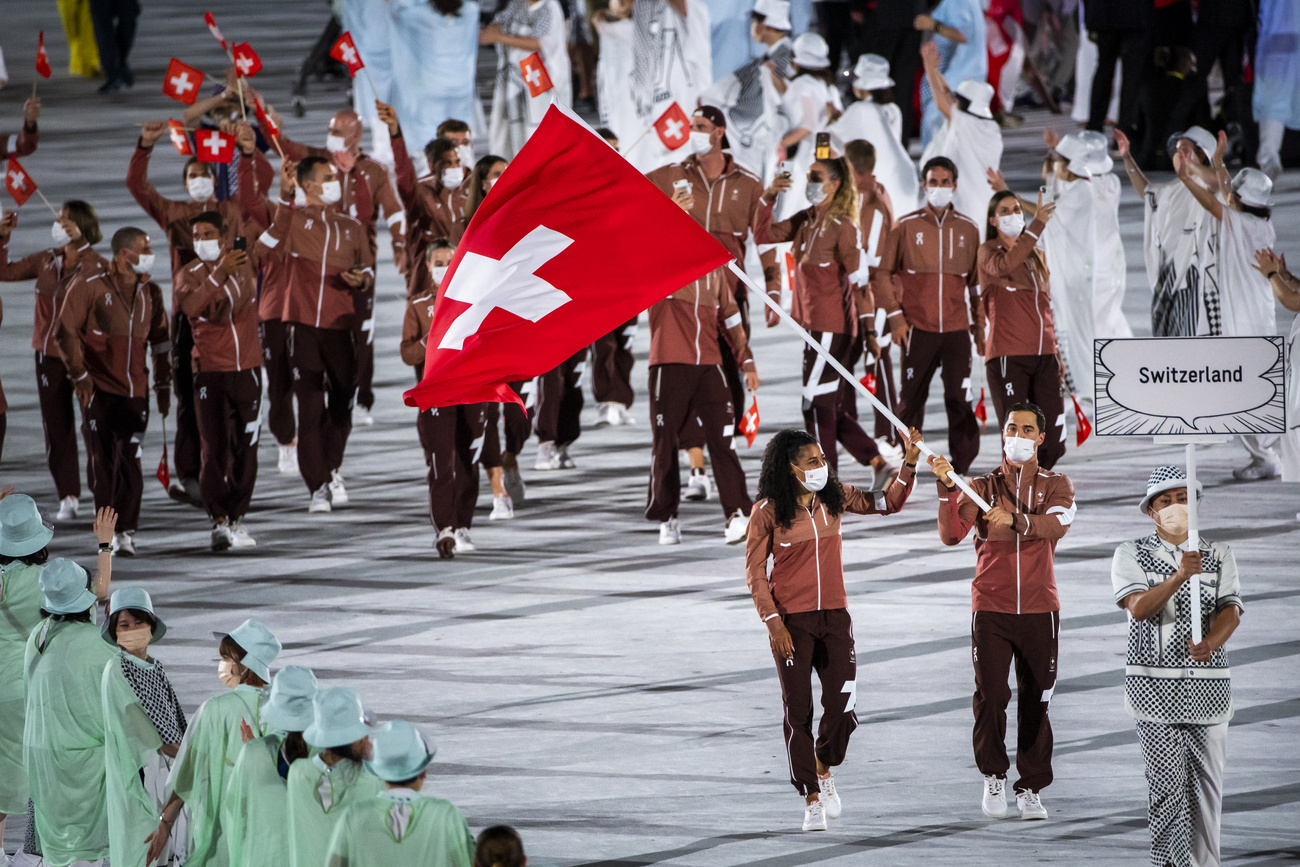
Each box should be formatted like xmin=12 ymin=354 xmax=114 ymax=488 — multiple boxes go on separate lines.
xmin=1139 ymin=465 xmax=1203 ymax=514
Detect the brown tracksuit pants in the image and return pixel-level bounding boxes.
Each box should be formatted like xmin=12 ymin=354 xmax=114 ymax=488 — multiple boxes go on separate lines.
xmin=591 ymin=317 xmax=637 ymax=408
xmin=35 ymin=352 xmax=82 ymax=500
xmin=83 ymin=391 xmax=149 ymax=532
xmin=417 ymin=403 xmax=488 ymax=532
xmin=535 ymin=349 xmax=586 ymax=448
xmin=985 ymin=354 xmax=1066 ymax=470
xmin=259 ymin=318 xmax=296 ymax=446
xmin=869 ymin=344 xmax=902 ymax=448
xmin=802 ymin=331 xmax=880 ymax=473
xmin=194 ymin=368 xmax=262 ymax=523
xmin=972 ymin=610 xmax=1058 ymax=793
xmin=171 ymin=312 xmax=202 ymax=482
xmin=774 ymin=608 xmax=859 ymax=797
xmin=482 ymin=381 xmax=531 ymax=467
xmin=289 ymin=324 xmax=355 ymax=493
xmin=898 ymin=327 xmax=980 ymax=474
xmin=645 ymin=363 xmax=752 ymax=522
xmin=354 ymin=284 xmax=376 ymax=409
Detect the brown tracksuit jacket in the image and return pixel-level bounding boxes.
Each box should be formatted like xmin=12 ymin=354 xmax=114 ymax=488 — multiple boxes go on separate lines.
xmin=0 ymin=238 xmax=103 ymax=354
xmin=876 ymin=204 xmax=984 ymax=338
xmin=755 ymin=200 xmax=866 ymax=335
xmin=400 ymin=289 xmax=437 ymax=373
xmin=976 ymin=217 xmax=1057 ymax=359
xmin=390 ymin=132 xmax=466 ymax=296
xmin=648 ymin=271 xmax=755 ymax=368
xmin=0 ymin=121 xmax=38 ymax=158
xmin=57 ymin=263 xmax=171 ymax=398
xmin=173 ymin=256 xmax=262 ymax=372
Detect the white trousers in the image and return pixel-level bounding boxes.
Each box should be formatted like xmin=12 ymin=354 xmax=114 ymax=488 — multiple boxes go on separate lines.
xmin=1136 ymin=720 xmax=1227 ymax=867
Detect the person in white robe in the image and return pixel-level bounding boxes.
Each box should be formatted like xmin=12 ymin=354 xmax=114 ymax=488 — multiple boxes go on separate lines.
xmin=594 ymin=0 xmax=641 ymax=148
xmin=1076 ymin=130 xmax=1133 ymax=343
xmin=483 ymin=0 xmax=572 ymax=159
xmin=1253 ymin=0 xmax=1300 ymax=180
xmin=340 ymin=0 xmax=397 ymax=165
xmin=775 ymin=32 xmax=840 ymax=220
xmin=1252 ymin=248 xmax=1300 ymax=491
xmin=389 ymin=0 xmax=482 ymax=161
xmin=829 ymin=53 xmax=920 ymax=216
xmin=919 ymin=40 xmax=1002 ymax=225
xmin=623 ymin=0 xmax=713 ymax=172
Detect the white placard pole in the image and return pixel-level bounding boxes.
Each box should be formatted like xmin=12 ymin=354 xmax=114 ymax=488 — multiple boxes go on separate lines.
xmin=1185 ymin=443 xmax=1202 ymax=645
xmin=728 ymin=262 xmax=994 ymax=512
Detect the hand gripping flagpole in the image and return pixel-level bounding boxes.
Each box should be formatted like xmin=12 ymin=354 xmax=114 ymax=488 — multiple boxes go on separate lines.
xmin=728 ymin=261 xmax=994 ymax=512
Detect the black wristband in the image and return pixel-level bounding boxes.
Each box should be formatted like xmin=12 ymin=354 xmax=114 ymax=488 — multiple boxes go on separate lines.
xmin=98 ymin=543 xmax=113 ymax=553
xmin=903 ymin=461 xmax=916 ymax=469
xmin=1265 ymin=271 xmax=1278 ymax=280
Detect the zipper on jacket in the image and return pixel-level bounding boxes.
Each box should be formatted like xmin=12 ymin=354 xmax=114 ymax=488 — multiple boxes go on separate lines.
xmin=316 ymin=218 xmax=332 ymax=327
xmin=1015 ymin=465 xmax=1022 ymax=614
xmin=935 ymin=211 xmax=946 ymax=332
xmin=805 ymin=502 xmax=822 ymax=610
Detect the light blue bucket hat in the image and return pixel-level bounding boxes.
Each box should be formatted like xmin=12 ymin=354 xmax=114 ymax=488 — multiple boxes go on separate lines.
xmin=0 ymin=495 xmax=54 ymax=558
xmin=39 ymin=558 xmax=96 ymax=615
xmin=102 ymin=586 xmax=167 ymax=643
xmin=304 ymin=687 xmax=371 ymax=749
xmin=365 ymin=720 xmax=436 ymax=783
xmin=261 ymin=666 xmax=319 ymax=733
xmin=225 ymin=618 xmax=281 ymax=682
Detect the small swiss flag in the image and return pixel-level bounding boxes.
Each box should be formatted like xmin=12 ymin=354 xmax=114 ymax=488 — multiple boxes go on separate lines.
xmin=232 ymin=42 xmax=262 ymax=78
xmin=203 ymin=11 xmax=227 ymax=49
xmin=1072 ymin=394 xmax=1092 ymax=446
xmin=5 ymin=156 xmax=36 ymax=207
xmin=859 ymin=372 xmax=877 ymax=395
xmin=973 ymin=387 xmax=987 ymax=428
xmin=156 ymin=445 xmax=171 ymax=491
xmin=653 ymin=103 xmax=691 ymax=150
xmin=519 ymin=52 xmax=553 ymax=98
xmin=784 ymin=251 xmax=796 ymax=291
xmin=330 ymin=32 xmax=365 ymax=78
xmin=163 ymin=58 xmax=204 ymax=105
xmin=254 ymin=97 xmax=280 ymax=141
xmin=194 ymin=129 xmax=235 ymax=164
xmin=168 ymin=119 xmax=193 ymax=156
xmin=738 ymin=398 xmax=760 ymax=447
xmin=36 ymin=32 xmax=52 ymax=79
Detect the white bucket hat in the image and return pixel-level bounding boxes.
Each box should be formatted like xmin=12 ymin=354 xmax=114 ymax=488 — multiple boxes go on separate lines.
xmin=752 ymin=0 xmax=791 ymax=31
xmin=1138 ymin=465 xmax=1203 ymax=515
xmin=304 ymin=687 xmax=372 ymax=749
xmin=791 ymin=33 xmax=831 ymax=71
xmin=852 ymin=54 xmax=894 ymax=91
xmin=365 ymin=720 xmax=437 ymax=783
xmin=1231 ymin=167 xmax=1273 ymax=208
xmin=39 ymin=558 xmax=96 ymax=615
xmin=1169 ymin=126 xmax=1216 ymax=163
xmin=1078 ymin=129 xmax=1114 ymax=175
xmin=1055 ymin=133 xmax=1094 ymax=177
xmin=261 ymin=666 xmax=319 ymax=733
xmin=225 ymin=618 xmax=281 ymax=682
xmin=0 ymin=494 xmax=54 ymax=558
xmin=102 ymin=586 xmax=167 ymax=643
xmin=955 ymin=79 xmax=995 ymax=119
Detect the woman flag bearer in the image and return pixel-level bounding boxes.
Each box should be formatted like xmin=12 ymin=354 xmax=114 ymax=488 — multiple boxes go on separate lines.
xmin=745 ymin=427 xmax=924 ymax=831
xmin=324 ymin=720 xmax=476 ymax=865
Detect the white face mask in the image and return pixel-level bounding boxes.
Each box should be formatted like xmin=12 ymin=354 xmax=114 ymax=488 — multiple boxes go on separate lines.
xmin=294 ymin=187 xmax=307 ymax=207
xmin=217 ymin=659 xmax=242 ymax=688
xmin=194 ymin=238 xmax=222 ymax=262
xmin=457 ymin=144 xmax=474 ymax=168
xmin=1002 ymin=435 xmax=1037 ymax=464
xmin=795 ymin=463 xmax=828 ymax=492
xmin=996 ymin=213 xmax=1025 ymax=236
xmin=806 ymin=182 xmax=828 ymax=206
xmin=51 ymin=221 xmax=72 ymax=247
xmin=131 ymin=252 xmax=155 ymax=275
xmin=325 ymin=133 xmax=348 ymax=153
xmin=689 ymin=130 xmax=714 ymax=155
xmin=319 ymin=180 xmax=343 ymax=205
xmin=925 ymin=186 xmax=954 ymax=210
xmin=430 ymin=265 xmax=448 ymax=286
xmin=441 ymin=167 xmax=463 ymax=190
xmin=1155 ymin=503 xmax=1189 ymax=538
xmin=188 ymin=176 xmax=215 ymax=202
xmin=483 ymin=178 xmax=496 ymax=193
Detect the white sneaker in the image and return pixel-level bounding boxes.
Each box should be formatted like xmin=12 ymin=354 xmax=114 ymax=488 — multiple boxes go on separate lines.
xmin=490 ymin=494 xmax=514 ymax=520
xmin=876 ymin=441 xmax=904 ymax=463
xmin=436 ymin=527 xmax=456 ymax=559
xmin=454 ymin=528 xmax=476 ymax=552
xmin=328 ymin=470 xmax=349 ymax=505
xmin=278 ymin=444 xmax=299 ymax=474
xmin=724 ymin=510 xmax=749 ymax=544
xmin=502 ymin=463 xmax=526 ymax=503
xmin=211 ymin=523 xmax=234 ymax=552
xmin=658 ymin=517 xmax=681 ymax=545
xmin=229 ymin=521 xmax=257 ymax=548
xmin=353 ymin=406 xmax=374 ymax=426
xmin=114 ymin=531 xmax=136 ymax=556
xmin=872 ymin=462 xmax=899 ymax=491
xmin=818 ymin=772 xmax=841 ymax=819
xmin=309 ymin=486 xmax=332 ymax=513
xmin=802 ymin=799 xmax=827 ymax=831
xmin=535 ymin=441 xmax=562 ymax=470
xmin=683 ymin=471 xmax=711 ymax=501
xmin=1233 ymin=458 xmax=1280 ymax=481
xmin=56 ymin=496 xmax=79 ymax=521
xmin=595 ymin=402 xmax=617 ymax=427
xmin=1017 ymin=789 xmax=1047 ymax=820
xmin=558 ymin=444 xmax=576 ymax=469
xmin=617 ymin=405 xmax=635 ymax=426
xmin=981 ymin=775 xmax=1007 ymax=818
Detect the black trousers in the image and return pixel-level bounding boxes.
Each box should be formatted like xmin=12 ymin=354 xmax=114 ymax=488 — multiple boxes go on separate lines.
xmin=535 ymin=350 xmax=586 ymax=447
xmin=170 ymin=313 xmax=201 ymax=482
xmin=985 ymin=354 xmax=1066 ymax=470
xmin=83 ymin=391 xmax=148 ymax=532
xmin=591 ymin=318 xmax=637 ymax=408
xmin=88 ymin=0 xmax=140 ymax=85
xmin=35 ymin=352 xmax=82 ymax=500
xmin=259 ymin=318 xmax=296 ymax=446
xmin=289 ymin=324 xmax=355 ymax=493
xmin=194 ymin=368 xmax=262 ymax=522
xmin=1087 ymin=29 xmax=1151 ymax=136
xmin=897 ymin=328 xmax=980 ymax=474
xmin=417 ymin=403 xmax=488 ymax=532
xmin=353 ymin=285 xmax=376 ymax=409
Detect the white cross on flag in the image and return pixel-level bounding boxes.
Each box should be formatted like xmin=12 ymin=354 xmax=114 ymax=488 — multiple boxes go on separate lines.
xmin=194 ymin=129 xmax=235 ymax=164
xmin=519 ymin=52 xmax=554 ymax=98
xmin=163 ymin=58 xmax=204 ymax=105
xmin=329 ymin=32 xmax=365 ymax=78
xmin=232 ymin=42 xmax=262 ymax=78
xmin=404 ymin=104 xmax=732 ymax=409
xmin=653 ymin=102 xmax=691 ymax=150
xmin=168 ymin=119 xmax=193 ymax=156
xmin=5 ymin=156 xmax=36 ymax=207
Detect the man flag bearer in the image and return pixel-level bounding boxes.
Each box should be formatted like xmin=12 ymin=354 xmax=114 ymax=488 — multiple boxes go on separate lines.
xmin=930 ymin=402 xmax=1075 ymax=821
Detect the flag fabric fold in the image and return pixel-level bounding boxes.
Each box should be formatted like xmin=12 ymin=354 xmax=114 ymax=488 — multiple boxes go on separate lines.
xmin=36 ymin=32 xmax=52 ymax=78
xmin=1072 ymin=394 xmax=1092 ymax=446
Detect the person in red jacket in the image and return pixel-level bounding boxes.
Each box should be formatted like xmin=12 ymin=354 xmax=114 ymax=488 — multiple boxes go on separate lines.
xmin=978 ymin=190 xmax=1066 ymax=468
xmin=745 ymin=427 xmax=925 ymax=831
xmin=174 ymin=212 xmax=263 ymax=552
xmin=56 ymin=227 xmax=172 ymax=556
xmin=0 ymin=202 xmax=103 ymax=520
xmin=930 ymin=401 xmax=1076 ymax=822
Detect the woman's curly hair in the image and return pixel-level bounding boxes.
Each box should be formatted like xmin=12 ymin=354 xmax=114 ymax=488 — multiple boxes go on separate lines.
xmin=757 ymin=429 xmax=845 ymax=530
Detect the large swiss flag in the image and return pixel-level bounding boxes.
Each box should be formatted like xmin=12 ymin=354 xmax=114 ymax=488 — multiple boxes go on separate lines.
xmin=404 ymin=105 xmax=731 ymax=410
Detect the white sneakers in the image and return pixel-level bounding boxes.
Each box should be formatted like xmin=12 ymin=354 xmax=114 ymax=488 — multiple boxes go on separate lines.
xmin=535 ymin=441 xmax=562 ymax=470
xmin=818 ymin=772 xmax=841 ymax=819
xmin=723 ymin=511 xmax=749 ymax=544
xmin=230 ymin=521 xmax=256 ymax=548
xmin=1017 ymin=789 xmax=1048 ymax=820
xmin=454 ymin=528 xmax=476 ymax=552
xmin=56 ymin=496 xmax=79 ymax=522
xmin=596 ymin=402 xmax=634 ymax=426
xmin=353 ymin=406 xmax=374 ymax=426
xmin=328 ymin=470 xmax=349 ymax=505
xmin=684 ymin=471 xmax=711 ymax=501
xmin=211 ymin=522 xmax=234 ymax=552
xmin=309 ymin=486 xmax=332 ymax=513
xmin=490 ymin=494 xmax=514 ymax=520
xmin=112 ymin=531 xmax=136 ymax=556
xmin=1233 ymin=458 xmax=1280 ymax=481
xmin=278 ymin=443 xmax=299 ymax=474
xmin=658 ymin=517 xmax=681 ymax=545
xmin=802 ymin=798 xmax=827 ymax=831
xmin=981 ymin=775 xmax=1007 ymax=818
xmin=558 ymin=445 xmax=576 ymax=469
xmin=436 ymin=527 xmax=456 ymax=559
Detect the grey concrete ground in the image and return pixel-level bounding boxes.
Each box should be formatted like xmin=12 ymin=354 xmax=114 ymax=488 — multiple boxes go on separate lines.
xmin=1 ymin=3 xmax=1298 ymax=863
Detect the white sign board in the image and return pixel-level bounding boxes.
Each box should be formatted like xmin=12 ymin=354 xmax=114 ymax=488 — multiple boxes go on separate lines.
xmin=1093 ymin=336 xmax=1286 ymax=437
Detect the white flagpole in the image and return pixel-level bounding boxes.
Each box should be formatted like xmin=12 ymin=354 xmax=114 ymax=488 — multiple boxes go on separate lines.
xmin=1185 ymin=443 xmax=1203 ymax=644
xmin=728 ymin=261 xmax=994 ymax=512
